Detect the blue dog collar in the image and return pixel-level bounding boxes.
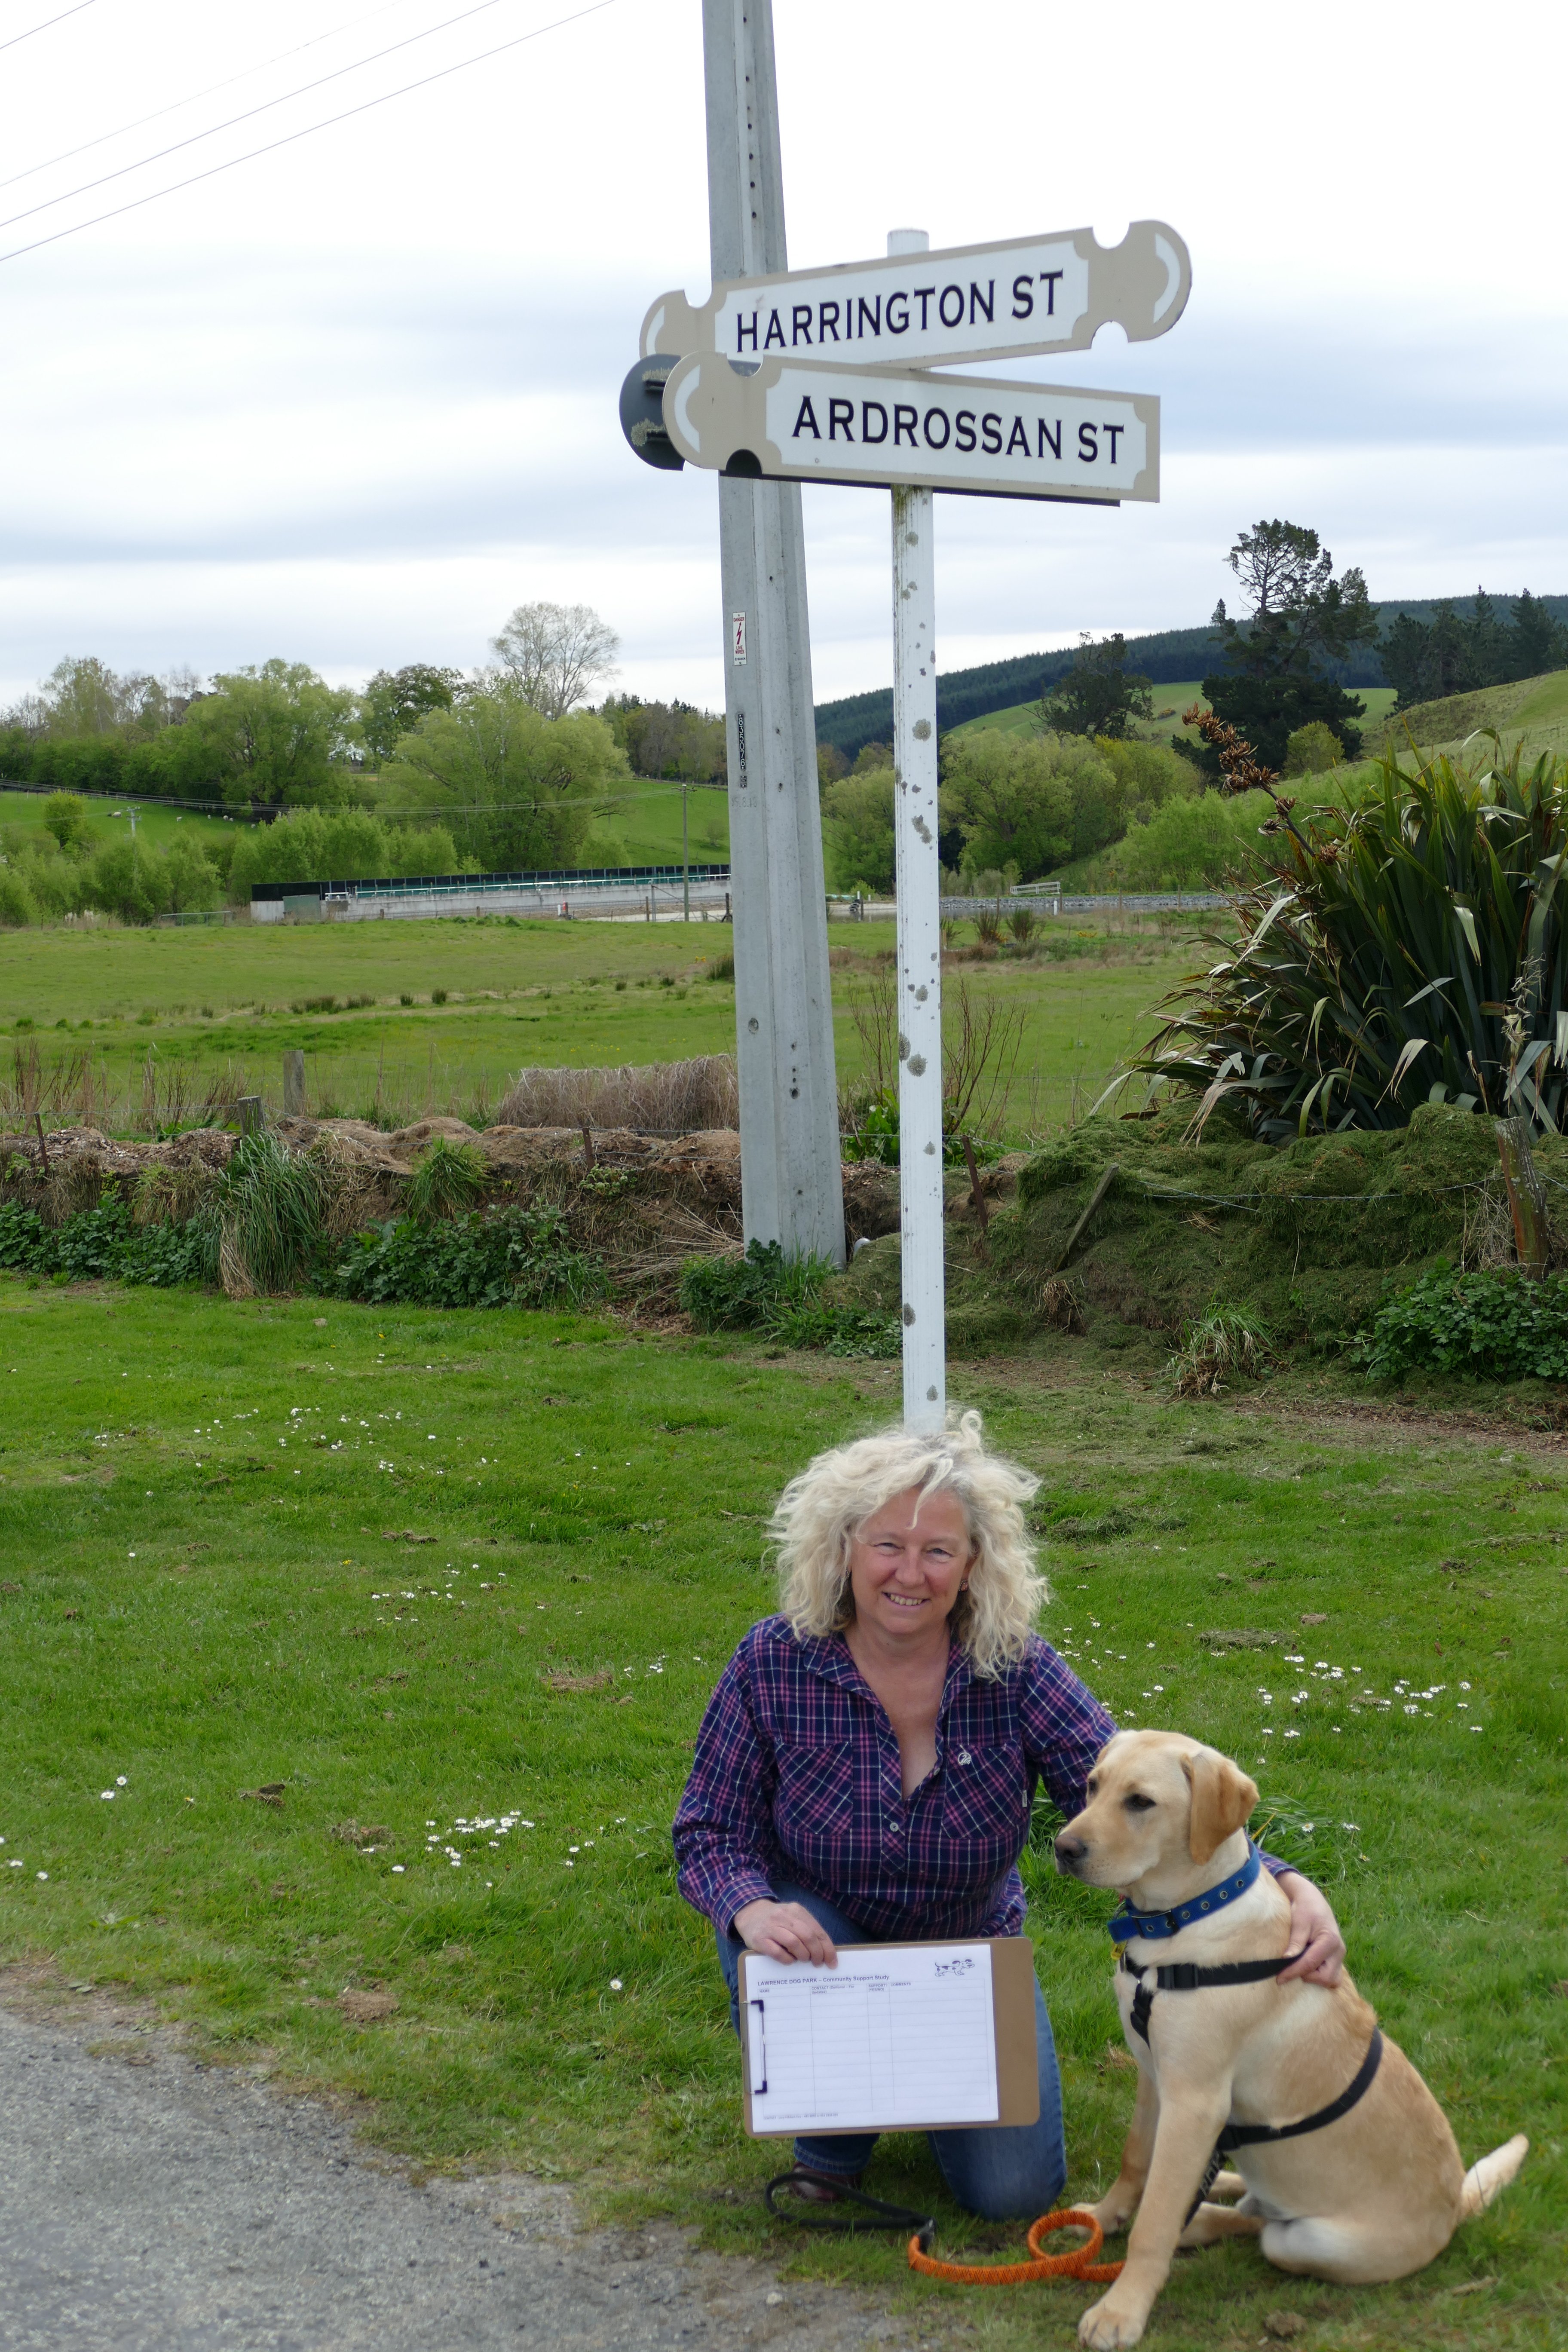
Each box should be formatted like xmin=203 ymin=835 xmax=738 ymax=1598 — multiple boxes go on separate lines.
xmin=1107 ymin=1839 xmax=1262 ymax=1945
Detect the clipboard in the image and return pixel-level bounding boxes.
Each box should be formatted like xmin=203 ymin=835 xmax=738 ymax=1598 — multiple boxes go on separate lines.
xmin=738 ymin=1936 xmax=1038 ymax=2137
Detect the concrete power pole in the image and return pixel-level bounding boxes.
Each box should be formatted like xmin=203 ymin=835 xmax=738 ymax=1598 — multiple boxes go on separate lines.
xmin=702 ymin=0 xmax=844 ymax=1268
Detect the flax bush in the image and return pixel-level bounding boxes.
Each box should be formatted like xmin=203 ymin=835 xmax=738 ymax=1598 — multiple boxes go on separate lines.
xmin=1137 ymin=737 xmax=1568 ymax=1141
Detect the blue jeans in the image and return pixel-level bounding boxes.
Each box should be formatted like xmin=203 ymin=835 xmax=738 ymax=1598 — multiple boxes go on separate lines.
xmin=716 ymin=1882 xmax=1066 ymax=2222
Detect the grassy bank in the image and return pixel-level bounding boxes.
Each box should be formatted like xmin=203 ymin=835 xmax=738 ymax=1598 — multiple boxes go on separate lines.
xmin=0 ymin=1280 xmax=1561 ymax=2350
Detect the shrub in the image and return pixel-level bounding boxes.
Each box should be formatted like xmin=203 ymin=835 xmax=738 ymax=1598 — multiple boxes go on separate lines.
xmin=0 ymin=1197 xmax=204 ymax=1286
xmin=680 ymin=1239 xmax=823 ymax=1330
xmin=225 ymin=809 xmax=458 ymax=904
xmin=679 ymin=1237 xmax=900 ymax=1356
xmin=1356 ymin=1263 xmax=1568 ymax=1381
xmin=0 ymin=869 xmax=37 ymax=928
xmin=1138 ymin=738 xmax=1568 ymax=1140
xmin=1283 ymin=721 xmax=1343 ymax=778
xmin=1168 ymin=1300 xmax=1275 ymax=1396
xmin=196 ymin=1131 xmax=326 ymax=1295
xmin=1090 ymin=790 xmax=1272 ymax=892
xmin=329 ymin=1204 xmax=604 ymax=1311
xmin=1007 ymin=907 xmax=1039 ymax=946
xmin=405 ymin=1136 xmax=489 ymax=1222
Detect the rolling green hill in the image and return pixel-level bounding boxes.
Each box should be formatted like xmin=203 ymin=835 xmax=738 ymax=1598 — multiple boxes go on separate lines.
xmin=1369 ymin=667 xmax=1568 ymax=763
xmin=0 ymin=790 xmax=242 ymax=856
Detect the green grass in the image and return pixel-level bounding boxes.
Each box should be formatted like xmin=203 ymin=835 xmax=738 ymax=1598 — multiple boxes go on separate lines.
xmin=0 ymin=788 xmax=246 ymax=857
xmin=1371 ymin=667 xmax=1568 ymax=769
xmin=0 ymin=1281 xmax=1561 ymax=2349
xmin=601 ymin=779 xmax=729 ymax=867
xmin=0 ymin=916 xmax=1201 ymax=1141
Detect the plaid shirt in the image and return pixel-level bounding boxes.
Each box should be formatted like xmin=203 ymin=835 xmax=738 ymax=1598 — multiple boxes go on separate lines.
xmin=673 ymin=1616 xmax=1122 ymax=1941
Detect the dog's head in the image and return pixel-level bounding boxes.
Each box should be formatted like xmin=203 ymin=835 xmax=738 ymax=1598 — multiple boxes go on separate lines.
xmin=1053 ymin=1730 xmax=1258 ymax=1894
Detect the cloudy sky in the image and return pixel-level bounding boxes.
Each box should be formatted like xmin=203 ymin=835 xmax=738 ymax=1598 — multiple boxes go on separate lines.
xmin=0 ymin=0 xmax=1562 ymax=713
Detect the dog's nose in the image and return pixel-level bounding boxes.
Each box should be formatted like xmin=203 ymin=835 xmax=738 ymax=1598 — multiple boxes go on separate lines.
xmin=1054 ymin=1833 xmax=1087 ymax=1871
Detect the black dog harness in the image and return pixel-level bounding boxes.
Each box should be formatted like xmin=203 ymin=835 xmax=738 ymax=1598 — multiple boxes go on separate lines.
xmin=1110 ymin=1845 xmax=1384 ymax=2218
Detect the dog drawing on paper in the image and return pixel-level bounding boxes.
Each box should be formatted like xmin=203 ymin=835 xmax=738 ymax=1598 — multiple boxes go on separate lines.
xmin=1053 ymin=1730 xmax=1527 ymax=2350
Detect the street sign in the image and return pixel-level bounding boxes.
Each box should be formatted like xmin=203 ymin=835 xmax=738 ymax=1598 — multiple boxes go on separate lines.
xmin=640 ymin=220 xmax=1189 ymax=373
xmin=659 ymin=353 xmax=1158 ymax=504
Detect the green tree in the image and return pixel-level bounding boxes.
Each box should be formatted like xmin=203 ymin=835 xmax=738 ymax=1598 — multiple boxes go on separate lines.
xmin=940 ymin=731 xmax=1139 ymax=879
xmin=183 ymin=660 xmax=358 ymax=813
xmin=1380 ymin=590 xmax=1568 ymax=711
xmin=1510 ymin=589 xmax=1567 ymax=677
xmin=225 ymin=809 xmax=458 ymax=902
xmin=162 ymin=834 xmax=222 ymax=913
xmin=1200 ymin=520 xmax=1374 ymax=772
xmin=821 ymin=772 xmax=895 ymax=892
xmin=358 ymin=665 xmax=465 ymax=764
xmin=0 ymin=867 xmax=36 ymax=926
xmin=1037 ymin=634 xmax=1155 ymax=738
xmin=601 ymin=694 xmax=726 ymax=781
xmin=37 ymin=655 xmax=122 ymax=735
xmin=380 ymin=684 xmax=627 ymax=871
xmin=86 ymin=839 xmax=171 ymax=925
xmin=1282 ymin=721 xmax=1344 ymax=777
xmin=41 ymin=792 xmax=93 ymax=851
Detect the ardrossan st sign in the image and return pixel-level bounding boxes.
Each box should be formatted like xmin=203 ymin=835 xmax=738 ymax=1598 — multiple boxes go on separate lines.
xmin=640 ymin=220 xmax=1189 ymax=372
xmin=660 ymin=354 xmax=1158 ymax=503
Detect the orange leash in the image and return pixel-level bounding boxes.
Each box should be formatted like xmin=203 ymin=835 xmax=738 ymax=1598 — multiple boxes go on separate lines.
xmin=907 ymin=2206 xmax=1123 ymax=2287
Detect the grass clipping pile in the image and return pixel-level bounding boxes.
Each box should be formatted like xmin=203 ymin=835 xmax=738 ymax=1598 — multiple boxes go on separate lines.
xmin=829 ymin=1100 xmax=1562 ymax=1370
xmin=0 ymin=1110 xmax=897 ymax=1311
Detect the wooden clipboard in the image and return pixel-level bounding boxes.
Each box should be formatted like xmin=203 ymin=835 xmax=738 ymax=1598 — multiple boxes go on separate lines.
xmin=738 ymin=1935 xmax=1038 ymax=2137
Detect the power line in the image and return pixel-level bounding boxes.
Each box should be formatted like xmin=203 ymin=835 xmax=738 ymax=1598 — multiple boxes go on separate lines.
xmin=0 ymin=0 xmax=620 ymax=266
xmin=0 ymin=0 xmax=412 ymax=193
xmin=0 ymin=0 xmax=95 ymax=55
xmin=0 ymin=0 xmax=525 ymax=236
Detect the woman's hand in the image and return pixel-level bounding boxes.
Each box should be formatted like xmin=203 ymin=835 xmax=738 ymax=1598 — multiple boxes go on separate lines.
xmin=1274 ymin=1871 xmax=1346 ymax=1986
xmin=732 ymin=1899 xmax=839 ymax=1966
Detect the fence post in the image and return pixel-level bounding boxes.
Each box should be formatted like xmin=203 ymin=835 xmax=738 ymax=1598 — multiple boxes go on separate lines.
xmin=236 ymin=1096 xmax=264 ymax=1137
xmin=282 ymin=1050 xmax=305 ymax=1117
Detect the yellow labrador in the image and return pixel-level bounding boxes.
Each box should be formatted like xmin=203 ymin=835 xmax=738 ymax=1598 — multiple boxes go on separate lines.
xmin=1054 ymin=1730 xmax=1526 ymax=2350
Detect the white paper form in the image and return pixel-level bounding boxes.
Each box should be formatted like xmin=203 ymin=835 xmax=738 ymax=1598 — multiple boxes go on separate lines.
xmin=743 ymin=1943 xmax=998 ymax=2134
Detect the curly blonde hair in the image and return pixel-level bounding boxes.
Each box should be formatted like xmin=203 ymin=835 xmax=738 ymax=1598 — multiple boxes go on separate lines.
xmin=771 ymin=1410 xmax=1046 ymax=1677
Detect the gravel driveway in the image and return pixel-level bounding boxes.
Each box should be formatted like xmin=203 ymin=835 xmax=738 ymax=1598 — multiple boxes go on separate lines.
xmin=0 ymin=1991 xmax=926 ymax=2352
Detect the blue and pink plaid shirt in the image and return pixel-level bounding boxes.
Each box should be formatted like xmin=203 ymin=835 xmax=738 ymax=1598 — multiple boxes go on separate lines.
xmin=673 ymin=1616 xmax=1123 ymax=1941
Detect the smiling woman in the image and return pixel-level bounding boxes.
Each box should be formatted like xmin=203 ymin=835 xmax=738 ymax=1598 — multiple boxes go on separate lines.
xmin=673 ymin=1410 xmax=1346 ymax=2224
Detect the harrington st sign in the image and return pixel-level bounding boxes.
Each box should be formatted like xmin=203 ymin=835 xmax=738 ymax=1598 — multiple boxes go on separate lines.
xmin=659 ymin=354 xmax=1158 ymax=503
xmin=639 ymin=220 xmax=1190 ymax=373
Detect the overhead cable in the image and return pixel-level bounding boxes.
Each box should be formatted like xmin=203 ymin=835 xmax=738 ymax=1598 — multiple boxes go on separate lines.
xmin=0 ymin=1 xmax=95 ymax=54
xmin=0 ymin=0 xmax=619 ymax=266
xmin=0 ymin=0 xmax=524 ymax=236
xmin=0 ymin=0 xmax=412 ymax=193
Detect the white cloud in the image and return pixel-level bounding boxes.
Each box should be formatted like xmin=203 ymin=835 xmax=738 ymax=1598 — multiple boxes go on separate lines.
xmin=0 ymin=0 xmax=1563 ymax=708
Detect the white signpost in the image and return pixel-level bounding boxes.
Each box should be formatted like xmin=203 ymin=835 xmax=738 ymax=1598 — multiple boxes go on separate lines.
xmin=661 ymin=354 xmax=1159 ymax=505
xmin=640 ymin=220 xmax=1190 ymax=372
xmin=628 ymin=213 xmax=1188 ymax=1433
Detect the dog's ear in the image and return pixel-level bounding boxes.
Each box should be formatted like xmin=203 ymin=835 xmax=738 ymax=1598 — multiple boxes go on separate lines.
xmin=1183 ymin=1749 xmax=1258 ymax=1865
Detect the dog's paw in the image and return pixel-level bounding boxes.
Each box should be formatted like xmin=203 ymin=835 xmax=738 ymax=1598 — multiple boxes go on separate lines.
xmin=1078 ymin=2295 xmax=1148 ymax=2349
xmin=1084 ymin=2193 xmax=1136 ymax=2236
